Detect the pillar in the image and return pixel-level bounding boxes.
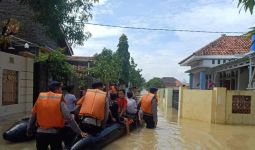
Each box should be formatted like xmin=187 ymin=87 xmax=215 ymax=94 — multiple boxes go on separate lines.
xmin=189 ymin=73 xmax=193 ymax=89
xmin=200 ymin=71 xmax=206 ymax=89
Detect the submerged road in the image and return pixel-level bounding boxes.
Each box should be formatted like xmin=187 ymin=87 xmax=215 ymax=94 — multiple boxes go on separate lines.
xmin=1 ymin=104 xmax=255 ymax=150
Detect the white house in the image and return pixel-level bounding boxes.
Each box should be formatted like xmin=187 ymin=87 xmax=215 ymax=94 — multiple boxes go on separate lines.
xmin=179 ymin=35 xmax=251 ymax=89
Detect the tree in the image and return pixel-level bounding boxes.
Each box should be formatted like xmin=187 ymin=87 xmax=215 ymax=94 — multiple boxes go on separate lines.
xmin=238 ymin=0 xmax=255 ymax=36
xmin=39 ymin=48 xmax=74 ymax=82
xmin=146 ymin=77 xmax=166 ymax=89
xmin=129 ymin=57 xmax=145 ymax=89
xmin=116 ymin=34 xmax=130 ymax=86
xmin=17 ymin=0 xmax=99 ymax=45
xmin=89 ymin=48 xmax=121 ymax=84
xmin=238 ymin=0 xmax=255 ymax=14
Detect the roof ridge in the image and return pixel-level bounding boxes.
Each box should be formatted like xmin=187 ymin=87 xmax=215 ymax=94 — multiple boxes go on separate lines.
xmin=179 ymin=35 xmax=250 ymax=64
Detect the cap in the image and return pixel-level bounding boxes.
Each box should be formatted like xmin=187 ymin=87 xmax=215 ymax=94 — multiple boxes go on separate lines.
xmin=49 ymin=81 xmax=61 ymax=89
xmin=149 ymin=87 xmax=158 ymax=93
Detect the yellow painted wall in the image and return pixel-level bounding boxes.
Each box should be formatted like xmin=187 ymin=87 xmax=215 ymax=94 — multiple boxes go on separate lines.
xmin=212 ymin=88 xmax=226 ymax=124
xmin=226 ymin=90 xmax=255 ymax=125
xmin=181 ymin=89 xmax=213 ymax=123
xmin=179 ymin=87 xmax=255 ymax=125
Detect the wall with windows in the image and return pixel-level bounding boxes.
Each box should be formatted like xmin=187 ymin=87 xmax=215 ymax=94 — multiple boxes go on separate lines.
xmin=0 ymin=51 xmax=33 ymax=116
xmin=203 ymin=59 xmax=232 ymax=67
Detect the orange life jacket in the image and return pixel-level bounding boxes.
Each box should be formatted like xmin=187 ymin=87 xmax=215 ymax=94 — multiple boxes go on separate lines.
xmin=79 ymin=89 xmax=106 ymax=121
xmin=32 ymin=92 xmax=64 ymax=128
xmin=141 ymin=93 xmax=155 ymax=114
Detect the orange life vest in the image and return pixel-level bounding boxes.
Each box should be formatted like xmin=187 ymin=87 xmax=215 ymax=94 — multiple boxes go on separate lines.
xmin=79 ymin=89 xmax=106 ymax=121
xmin=141 ymin=93 xmax=155 ymax=114
xmin=32 ymin=92 xmax=64 ymax=129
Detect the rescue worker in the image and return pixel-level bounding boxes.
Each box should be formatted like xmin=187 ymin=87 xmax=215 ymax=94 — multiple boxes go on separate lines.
xmin=27 ymin=81 xmax=86 ymax=150
xmin=76 ymin=81 xmax=109 ymax=135
xmin=140 ymin=87 xmax=158 ymax=129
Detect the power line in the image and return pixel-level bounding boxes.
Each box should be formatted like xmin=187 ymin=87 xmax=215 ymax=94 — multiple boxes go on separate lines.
xmin=85 ymin=22 xmax=245 ymax=34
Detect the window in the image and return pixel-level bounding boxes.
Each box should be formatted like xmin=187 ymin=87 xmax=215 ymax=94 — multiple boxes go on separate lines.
xmin=212 ymin=60 xmax=215 ymax=64
xmin=2 ymin=70 xmax=18 ymax=105
xmin=232 ymin=95 xmax=251 ymax=114
xmin=223 ymin=60 xmax=226 ymax=63
xmin=218 ymin=60 xmax=221 ymax=64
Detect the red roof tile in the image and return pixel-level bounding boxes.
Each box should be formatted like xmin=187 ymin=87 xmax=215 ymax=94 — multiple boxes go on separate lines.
xmin=161 ymin=77 xmax=183 ymax=87
xmin=194 ymin=35 xmax=251 ymax=56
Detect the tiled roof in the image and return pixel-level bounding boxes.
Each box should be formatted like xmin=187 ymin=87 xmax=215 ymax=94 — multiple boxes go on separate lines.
xmin=194 ymin=35 xmax=251 ymax=56
xmin=161 ymin=77 xmax=182 ymax=87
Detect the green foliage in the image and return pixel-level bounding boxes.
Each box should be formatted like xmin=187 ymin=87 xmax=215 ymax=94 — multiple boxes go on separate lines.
xmin=39 ymin=49 xmax=74 ymax=81
xmin=116 ymin=34 xmax=130 ymax=85
xmin=237 ymin=0 xmax=255 ymax=38
xmin=17 ymin=0 xmax=99 ymax=45
xmin=146 ymin=77 xmax=166 ymax=89
xmin=129 ymin=57 xmax=145 ymax=89
xmin=238 ymin=0 xmax=255 ymax=14
xmin=89 ymin=48 xmax=121 ymax=84
xmin=89 ymin=34 xmax=145 ymax=88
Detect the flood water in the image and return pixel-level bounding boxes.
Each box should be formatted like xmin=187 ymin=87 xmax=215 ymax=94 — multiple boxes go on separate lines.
xmin=1 ymin=103 xmax=255 ymax=150
xmin=0 ymin=112 xmax=35 ymax=150
xmin=104 ymin=102 xmax=255 ymax=150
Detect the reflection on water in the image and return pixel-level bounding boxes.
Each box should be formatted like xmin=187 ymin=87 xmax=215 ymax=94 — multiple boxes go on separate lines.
xmin=104 ymin=100 xmax=255 ymax=150
xmin=1 ymin=102 xmax=255 ymax=150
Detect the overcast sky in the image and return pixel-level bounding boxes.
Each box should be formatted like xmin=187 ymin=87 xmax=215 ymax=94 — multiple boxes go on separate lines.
xmin=73 ymin=0 xmax=255 ymax=82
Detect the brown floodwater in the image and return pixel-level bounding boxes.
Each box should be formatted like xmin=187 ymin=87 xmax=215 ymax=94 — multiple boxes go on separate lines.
xmin=1 ymin=102 xmax=255 ymax=150
xmin=104 ymin=102 xmax=255 ymax=150
xmin=0 ymin=112 xmax=35 ymax=150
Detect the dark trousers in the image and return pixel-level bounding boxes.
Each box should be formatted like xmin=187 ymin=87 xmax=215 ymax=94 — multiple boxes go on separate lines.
xmin=143 ymin=114 xmax=155 ymax=129
xmin=36 ymin=132 xmax=62 ymax=150
xmin=60 ymin=126 xmax=77 ymax=149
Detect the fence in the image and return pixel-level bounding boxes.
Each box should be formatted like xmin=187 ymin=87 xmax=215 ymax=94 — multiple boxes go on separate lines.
xmin=178 ymin=87 xmax=255 ymax=125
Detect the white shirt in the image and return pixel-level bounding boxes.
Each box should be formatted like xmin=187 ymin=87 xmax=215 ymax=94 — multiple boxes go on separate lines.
xmin=127 ymin=98 xmax=137 ymax=114
xmin=64 ymin=93 xmax=77 ymax=111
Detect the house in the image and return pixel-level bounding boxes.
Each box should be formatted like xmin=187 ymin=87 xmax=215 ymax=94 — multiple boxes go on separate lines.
xmin=0 ymin=0 xmax=73 ymax=56
xmin=0 ymin=0 xmax=73 ymax=116
xmin=179 ymin=35 xmax=251 ymax=89
xmin=161 ymin=77 xmax=183 ymax=89
xmin=209 ymin=49 xmax=255 ymax=90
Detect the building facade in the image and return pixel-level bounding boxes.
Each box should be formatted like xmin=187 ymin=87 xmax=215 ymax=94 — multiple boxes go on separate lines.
xmin=179 ymin=35 xmax=251 ymax=89
xmin=0 ymin=51 xmax=33 ymax=116
xmin=0 ymin=0 xmax=73 ymax=116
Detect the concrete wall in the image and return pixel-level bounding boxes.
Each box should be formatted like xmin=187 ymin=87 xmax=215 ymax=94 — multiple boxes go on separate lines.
xmin=211 ymin=88 xmax=226 ymax=124
xmin=201 ymin=59 xmax=214 ymax=67
xmin=0 ymin=51 xmax=33 ymax=116
xmin=179 ymin=87 xmax=255 ymax=125
xmin=226 ymin=90 xmax=255 ymax=125
xmin=179 ymin=89 xmax=213 ymax=123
